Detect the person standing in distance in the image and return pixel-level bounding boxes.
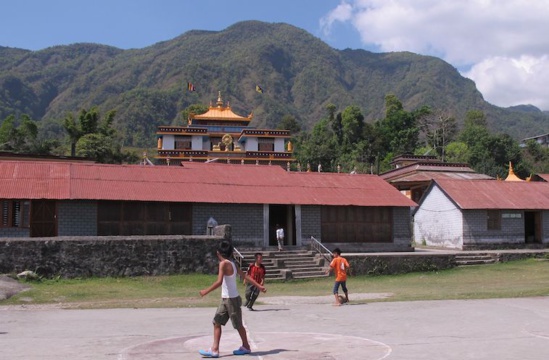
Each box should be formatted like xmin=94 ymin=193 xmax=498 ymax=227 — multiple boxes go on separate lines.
xmin=275 ymin=224 xmax=284 ymax=251
xmin=326 ymin=248 xmax=350 ymax=306
xmin=244 ymin=252 xmax=266 ymax=311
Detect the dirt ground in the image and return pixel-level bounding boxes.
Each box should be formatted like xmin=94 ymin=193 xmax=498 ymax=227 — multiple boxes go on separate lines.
xmin=0 ymin=275 xmax=30 ymax=301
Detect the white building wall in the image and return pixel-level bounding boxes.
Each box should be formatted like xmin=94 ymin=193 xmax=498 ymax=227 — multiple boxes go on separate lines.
xmin=192 ymin=135 xmax=203 ymax=150
xmin=543 ymin=211 xmax=549 ymax=244
xmin=413 ymin=185 xmax=463 ymax=248
xmin=246 ymin=138 xmax=258 ymax=151
xmin=162 ymin=135 xmax=175 ymax=150
xmin=274 ymin=138 xmax=285 ymax=152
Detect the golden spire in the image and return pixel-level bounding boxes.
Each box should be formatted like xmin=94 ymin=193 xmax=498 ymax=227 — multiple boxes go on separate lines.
xmin=216 ymin=91 xmax=223 ymax=107
xmin=504 ymin=161 xmax=523 ymax=181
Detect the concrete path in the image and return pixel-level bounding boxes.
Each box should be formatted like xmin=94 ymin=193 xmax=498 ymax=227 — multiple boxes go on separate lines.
xmin=2 ymin=296 xmax=549 ymax=359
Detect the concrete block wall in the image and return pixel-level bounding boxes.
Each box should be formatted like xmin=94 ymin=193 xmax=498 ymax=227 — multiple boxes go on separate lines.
xmin=393 ymin=207 xmax=413 ymax=248
xmin=0 ymin=227 xmax=30 ymax=238
xmin=463 ymin=210 xmax=524 ymax=246
xmin=542 ymin=211 xmax=549 ymax=243
xmin=193 ymin=203 xmax=263 ymax=246
xmin=58 ymin=200 xmax=97 ymax=236
xmin=300 ymin=205 xmax=321 ymax=243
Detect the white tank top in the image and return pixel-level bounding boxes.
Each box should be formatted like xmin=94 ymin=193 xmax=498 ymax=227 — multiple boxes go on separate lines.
xmin=221 ymin=261 xmax=239 ymax=298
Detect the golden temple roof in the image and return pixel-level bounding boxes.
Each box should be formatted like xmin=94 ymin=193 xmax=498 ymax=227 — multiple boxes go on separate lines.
xmin=190 ymin=92 xmax=252 ymax=122
xmin=504 ymin=162 xmax=524 ymax=182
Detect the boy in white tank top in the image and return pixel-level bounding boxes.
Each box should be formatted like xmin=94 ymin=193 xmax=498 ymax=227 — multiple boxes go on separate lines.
xmin=199 ymin=240 xmax=267 ymax=358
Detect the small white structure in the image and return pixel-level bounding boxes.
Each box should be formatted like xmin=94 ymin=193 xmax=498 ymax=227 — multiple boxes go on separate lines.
xmin=413 ymin=179 xmax=549 ymax=249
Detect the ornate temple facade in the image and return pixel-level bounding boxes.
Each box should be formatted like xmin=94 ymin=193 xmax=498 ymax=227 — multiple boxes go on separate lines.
xmin=155 ymin=92 xmax=295 ymax=166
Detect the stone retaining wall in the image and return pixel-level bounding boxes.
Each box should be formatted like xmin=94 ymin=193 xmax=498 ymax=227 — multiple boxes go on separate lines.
xmin=0 ymin=225 xmax=231 ymax=279
xmin=348 ymin=254 xmax=456 ymax=276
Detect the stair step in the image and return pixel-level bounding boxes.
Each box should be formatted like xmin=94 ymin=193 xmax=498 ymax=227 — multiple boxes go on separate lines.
xmin=455 ymin=255 xmax=494 ymax=260
xmin=235 ymin=248 xmax=328 ymax=280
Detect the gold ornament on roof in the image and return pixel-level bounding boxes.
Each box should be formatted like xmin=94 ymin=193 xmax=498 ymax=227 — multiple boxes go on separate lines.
xmin=504 ymin=161 xmax=524 ymax=182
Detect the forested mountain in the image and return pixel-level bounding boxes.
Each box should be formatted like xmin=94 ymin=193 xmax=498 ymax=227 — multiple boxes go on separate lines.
xmin=0 ymin=20 xmax=547 ymax=148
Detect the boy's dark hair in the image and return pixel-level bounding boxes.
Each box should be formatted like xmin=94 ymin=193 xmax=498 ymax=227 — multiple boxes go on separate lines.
xmin=217 ymin=239 xmax=233 ymax=259
xmin=254 ymin=252 xmax=262 ymax=259
xmin=333 ymin=248 xmax=342 ymax=255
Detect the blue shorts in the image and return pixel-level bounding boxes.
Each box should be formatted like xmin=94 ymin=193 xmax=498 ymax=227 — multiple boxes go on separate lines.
xmin=333 ymin=281 xmax=348 ymax=294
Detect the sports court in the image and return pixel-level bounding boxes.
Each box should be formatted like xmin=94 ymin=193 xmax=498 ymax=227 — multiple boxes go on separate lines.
xmin=2 ymin=295 xmax=549 ymax=359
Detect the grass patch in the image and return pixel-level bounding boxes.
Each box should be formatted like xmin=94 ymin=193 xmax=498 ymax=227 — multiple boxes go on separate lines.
xmin=3 ymin=259 xmax=548 ymax=309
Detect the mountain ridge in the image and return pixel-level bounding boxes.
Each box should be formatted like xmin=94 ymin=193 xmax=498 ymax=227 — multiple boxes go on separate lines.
xmin=0 ymin=20 xmax=547 ymax=147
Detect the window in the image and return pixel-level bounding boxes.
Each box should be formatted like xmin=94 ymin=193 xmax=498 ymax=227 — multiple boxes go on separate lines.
xmin=174 ymin=136 xmax=192 ymax=150
xmin=1 ymin=200 xmax=30 ymax=228
xmin=487 ymin=210 xmax=501 ymax=230
xmin=321 ymin=206 xmax=392 ymax=243
xmin=258 ymin=138 xmax=274 ymax=151
xmin=97 ymin=201 xmax=192 ymax=236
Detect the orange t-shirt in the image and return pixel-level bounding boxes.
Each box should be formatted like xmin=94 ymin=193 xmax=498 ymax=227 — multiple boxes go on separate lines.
xmin=330 ymin=256 xmax=349 ymax=282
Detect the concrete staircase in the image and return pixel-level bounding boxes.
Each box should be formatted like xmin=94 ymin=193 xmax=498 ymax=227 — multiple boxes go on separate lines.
xmin=238 ymin=249 xmax=329 ymax=281
xmin=455 ymin=253 xmax=497 ymax=266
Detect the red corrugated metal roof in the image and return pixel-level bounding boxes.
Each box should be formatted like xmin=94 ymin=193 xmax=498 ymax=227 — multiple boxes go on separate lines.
xmin=0 ymin=160 xmax=416 ymax=207
xmin=380 ymin=162 xmax=493 ymax=182
xmin=389 ymin=171 xmax=493 ymax=183
xmin=433 ymin=179 xmax=549 ymax=209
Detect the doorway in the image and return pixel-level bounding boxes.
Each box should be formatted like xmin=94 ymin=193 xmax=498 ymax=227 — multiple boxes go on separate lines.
xmin=30 ymin=200 xmax=57 ymax=237
xmin=269 ymin=204 xmax=295 ymax=247
xmin=524 ymin=211 xmax=541 ymax=244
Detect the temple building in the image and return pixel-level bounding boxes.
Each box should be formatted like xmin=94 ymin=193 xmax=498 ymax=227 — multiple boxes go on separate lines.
xmin=155 ymin=92 xmax=295 ymax=166
xmin=380 ymin=154 xmax=493 ymax=203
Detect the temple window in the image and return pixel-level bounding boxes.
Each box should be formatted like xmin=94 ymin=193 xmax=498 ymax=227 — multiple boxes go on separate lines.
xmin=174 ymin=136 xmax=192 ymax=150
xmin=258 ymin=137 xmax=275 ymax=151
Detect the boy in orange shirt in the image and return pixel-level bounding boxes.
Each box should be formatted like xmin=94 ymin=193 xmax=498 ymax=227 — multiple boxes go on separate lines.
xmin=326 ymin=248 xmax=350 ymax=306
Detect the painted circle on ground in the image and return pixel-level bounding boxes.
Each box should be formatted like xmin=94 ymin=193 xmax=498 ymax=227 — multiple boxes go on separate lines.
xmin=118 ymin=331 xmax=391 ymax=360
xmin=524 ymin=320 xmax=549 ymax=340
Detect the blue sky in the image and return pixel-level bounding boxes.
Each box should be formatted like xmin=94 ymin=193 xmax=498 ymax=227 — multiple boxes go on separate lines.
xmin=1 ymin=0 xmax=360 ymax=51
xmin=2 ymin=0 xmax=549 ymax=110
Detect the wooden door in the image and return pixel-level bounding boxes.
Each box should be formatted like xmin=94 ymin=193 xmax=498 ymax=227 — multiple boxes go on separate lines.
xmin=30 ymin=200 xmax=57 ymax=237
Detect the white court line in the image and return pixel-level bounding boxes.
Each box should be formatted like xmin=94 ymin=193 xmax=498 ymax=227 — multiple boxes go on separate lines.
xmin=243 ymin=318 xmax=264 ymax=360
xmin=116 ymin=335 xmax=184 ymax=360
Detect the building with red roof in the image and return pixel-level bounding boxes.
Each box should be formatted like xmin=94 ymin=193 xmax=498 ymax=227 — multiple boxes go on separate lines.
xmin=380 ymin=154 xmax=493 ymax=203
xmin=413 ymin=179 xmax=549 ymax=249
xmin=0 ymin=160 xmax=416 ymax=252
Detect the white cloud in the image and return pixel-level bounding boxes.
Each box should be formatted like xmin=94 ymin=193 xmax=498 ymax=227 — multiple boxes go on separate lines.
xmin=464 ymin=55 xmax=549 ymax=110
xmin=321 ymin=0 xmax=549 ymax=110
xmin=320 ymin=1 xmax=353 ymax=36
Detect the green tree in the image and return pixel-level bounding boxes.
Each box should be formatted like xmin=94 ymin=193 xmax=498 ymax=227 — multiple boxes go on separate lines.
xmin=64 ymin=107 xmax=136 ymax=163
xmin=178 ymin=104 xmax=209 ymax=125
xmin=63 ymin=112 xmax=83 ymax=157
xmin=456 ymin=110 xmax=526 ymax=177
xmin=374 ymin=94 xmax=423 ymax=169
xmin=522 ymin=140 xmax=549 ymax=174
xmin=444 ymin=142 xmax=470 ymax=163
xmin=340 ymin=105 xmax=364 ymax=148
xmin=0 ymin=115 xmax=17 ymax=150
xmin=0 ymin=114 xmax=54 ymax=154
xmin=277 ymin=114 xmax=301 ymax=134
xmin=296 ymin=118 xmax=337 ymax=172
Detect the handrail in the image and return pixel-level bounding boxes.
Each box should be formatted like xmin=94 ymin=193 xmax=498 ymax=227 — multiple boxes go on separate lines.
xmin=232 ymin=247 xmax=244 ymax=269
xmin=309 ymin=236 xmax=333 ymax=261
